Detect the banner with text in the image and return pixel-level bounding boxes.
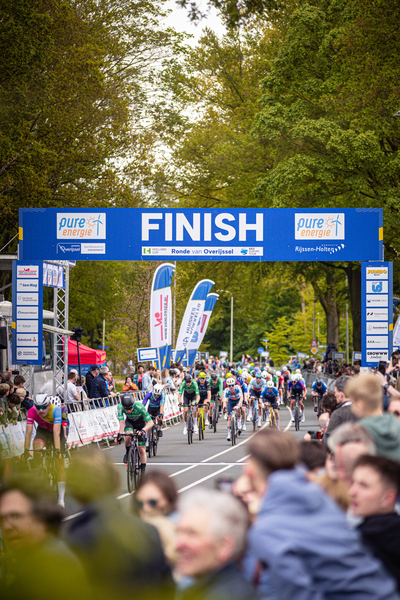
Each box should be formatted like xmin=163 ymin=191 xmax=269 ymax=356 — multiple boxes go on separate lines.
xmin=150 ymin=263 xmax=175 ymax=369
xmin=187 ymin=293 xmax=219 ymax=367
xmin=362 ymin=262 xmax=393 ymax=367
xmin=19 ymin=208 xmax=383 ymax=262
xmin=175 ymin=279 xmax=214 ymax=364
xmin=12 ymin=261 xmax=43 ymax=365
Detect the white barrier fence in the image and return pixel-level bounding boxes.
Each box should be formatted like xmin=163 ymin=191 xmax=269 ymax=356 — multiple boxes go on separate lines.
xmin=0 ymin=391 xmax=183 ymax=459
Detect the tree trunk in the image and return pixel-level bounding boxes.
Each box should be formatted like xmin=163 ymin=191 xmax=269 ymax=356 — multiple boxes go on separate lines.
xmin=318 ymin=271 xmax=340 ymax=349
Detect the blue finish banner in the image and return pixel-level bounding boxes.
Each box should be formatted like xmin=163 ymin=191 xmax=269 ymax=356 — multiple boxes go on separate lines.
xmin=19 ymin=207 xmax=383 ymax=262
xmin=361 ymin=262 xmax=393 ymax=367
xmin=12 ymin=261 xmax=43 ymax=365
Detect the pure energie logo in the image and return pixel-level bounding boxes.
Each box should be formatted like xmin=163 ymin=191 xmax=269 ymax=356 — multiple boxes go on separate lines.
xmin=57 ymin=213 xmax=106 ymax=239
xmin=295 ymin=213 xmax=345 ymax=240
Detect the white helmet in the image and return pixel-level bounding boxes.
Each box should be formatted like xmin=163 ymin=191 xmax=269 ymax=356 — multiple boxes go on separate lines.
xmin=226 ymin=377 xmax=236 ymax=386
xmin=296 ymin=368 xmax=301 ymax=374
xmin=266 ymin=380 xmax=274 ymax=388
xmin=282 ymin=366 xmax=288 ymax=372
xmin=34 ymin=394 xmax=51 ymax=408
xmin=48 ymin=395 xmax=62 ymax=406
xmin=291 ymin=374 xmax=297 ymax=382
xmin=153 ymin=384 xmax=164 ymax=397
xmin=262 ymin=370 xmax=268 ymax=378
xmin=276 ymin=370 xmax=281 ymax=377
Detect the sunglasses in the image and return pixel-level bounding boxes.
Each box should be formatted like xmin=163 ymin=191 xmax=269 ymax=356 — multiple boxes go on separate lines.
xmin=228 ymin=384 xmax=235 ymax=388
xmin=35 ymin=405 xmax=48 ymax=411
xmin=134 ymin=498 xmax=158 ymax=509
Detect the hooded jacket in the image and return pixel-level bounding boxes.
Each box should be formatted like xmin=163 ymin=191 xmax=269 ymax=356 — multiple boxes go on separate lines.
xmin=247 ymin=468 xmax=398 ymax=600
xmin=360 ymin=414 xmax=400 ymax=461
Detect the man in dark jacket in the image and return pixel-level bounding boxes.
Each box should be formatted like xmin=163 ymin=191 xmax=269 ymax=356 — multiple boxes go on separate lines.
xmin=244 ymin=428 xmax=398 ymax=600
xmin=89 ymin=366 xmax=110 ymax=400
xmin=177 ymin=488 xmax=256 ymax=600
xmin=324 ymin=375 xmax=357 ymax=447
xmin=350 ymin=454 xmax=400 ymax=591
xmin=86 ymin=365 xmax=99 ymax=398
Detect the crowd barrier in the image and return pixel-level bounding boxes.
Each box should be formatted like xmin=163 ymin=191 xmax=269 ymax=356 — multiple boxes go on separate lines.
xmin=0 ymin=389 xmax=183 ymax=459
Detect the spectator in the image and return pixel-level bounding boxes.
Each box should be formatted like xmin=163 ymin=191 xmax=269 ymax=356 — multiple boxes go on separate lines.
xmin=142 ymin=365 xmax=155 ymax=394
xmin=106 ymin=370 xmax=115 ymax=393
xmin=299 ymin=440 xmax=326 ymax=476
xmin=13 ymin=375 xmax=33 ymax=410
xmin=64 ymin=371 xmax=80 ymax=403
xmin=389 ymin=399 xmax=400 ymax=419
xmin=326 ymin=422 xmax=376 ymax=488
xmin=324 ymin=375 xmax=357 ymax=447
xmin=133 ymin=364 xmax=145 ymax=390
xmin=350 ymin=455 xmax=400 ymax=591
xmin=176 ymin=488 xmax=255 ymax=600
xmin=85 ymin=364 xmax=99 ymax=398
xmin=2 ymin=371 xmax=12 ymax=385
xmin=0 ymin=476 xmax=90 ymax=600
xmin=65 ymin=448 xmax=173 ymax=598
xmin=76 ymin=376 xmax=88 ymax=400
xmin=0 ymin=382 xmax=10 ymax=425
xmin=316 ymin=474 xmax=351 ymax=512
xmin=304 ymin=412 xmax=330 ymax=441
xmin=321 ymin=390 xmax=337 ymax=415
xmin=122 ymin=375 xmax=138 ymax=392
xmin=348 ymin=373 xmax=400 ymax=462
xmin=6 ymin=393 xmax=21 ymax=423
xmin=90 ymin=366 xmax=112 ymax=401
xmin=244 ymin=428 xmax=398 ymax=600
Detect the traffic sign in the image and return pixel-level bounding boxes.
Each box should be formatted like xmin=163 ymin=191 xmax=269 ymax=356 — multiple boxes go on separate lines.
xmin=310 ymin=339 xmax=318 ymax=348
xmin=311 ymin=347 xmax=318 ymax=355
xmin=257 ymin=347 xmax=264 ymax=354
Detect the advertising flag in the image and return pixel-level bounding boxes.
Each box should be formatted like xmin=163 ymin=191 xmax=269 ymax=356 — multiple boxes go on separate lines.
xmin=150 ymin=263 xmax=175 ymax=369
xmin=175 ymin=279 xmax=214 ymax=364
xmin=187 ymin=293 xmax=219 ymax=367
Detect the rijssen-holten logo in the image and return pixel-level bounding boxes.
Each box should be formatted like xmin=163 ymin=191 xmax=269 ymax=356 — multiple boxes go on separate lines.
xmin=295 ymin=213 xmax=345 ymax=240
xmin=57 ymin=213 xmax=106 ymax=239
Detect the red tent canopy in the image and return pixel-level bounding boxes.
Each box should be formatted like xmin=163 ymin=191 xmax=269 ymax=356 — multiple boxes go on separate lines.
xmin=67 ymin=339 xmax=107 ymax=365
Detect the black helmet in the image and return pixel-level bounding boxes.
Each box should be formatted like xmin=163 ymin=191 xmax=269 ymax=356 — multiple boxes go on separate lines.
xmin=316 ymin=378 xmax=322 ymax=386
xmin=121 ymin=392 xmax=134 ymax=408
xmin=184 ymin=374 xmax=192 ymax=384
xmin=211 ymin=373 xmax=218 ymax=380
xmin=230 ymin=369 xmax=237 ymax=376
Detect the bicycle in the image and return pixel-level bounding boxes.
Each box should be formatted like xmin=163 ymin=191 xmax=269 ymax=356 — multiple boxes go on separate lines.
xmin=119 ymin=432 xmax=142 ymax=493
xmin=292 ymin=392 xmax=302 ymax=431
xmin=146 ymin=422 xmax=158 ymax=458
xmin=283 ymin=383 xmax=289 ymax=406
xmin=197 ymin=403 xmax=206 ymax=441
xmin=186 ymin=402 xmax=195 ymax=444
xmin=251 ymin=401 xmax=258 ymax=432
xmin=27 ymin=446 xmax=67 ymax=494
xmin=211 ymin=394 xmax=219 ymax=433
xmin=317 ymin=391 xmax=324 ymax=417
xmin=230 ymin=405 xmax=241 ymax=446
xmin=266 ymin=403 xmax=277 ymax=428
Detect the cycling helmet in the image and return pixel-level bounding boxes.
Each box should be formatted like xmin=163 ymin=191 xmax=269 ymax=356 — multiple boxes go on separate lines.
xmin=255 ymin=371 xmax=262 ymax=378
xmin=276 ymin=370 xmax=281 ymax=377
xmin=316 ymin=378 xmax=322 ymax=386
xmin=282 ymin=366 xmax=288 ymax=372
xmin=184 ymin=374 xmax=192 ymax=384
xmin=34 ymin=394 xmax=51 ymax=408
xmin=291 ymin=374 xmax=297 ymax=381
xmin=48 ymin=395 xmax=62 ymax=406
xmin=237 ymin=376 xmax=244 ymax=385
xmin=226 ymin=377 xmax=236 ymax=386
xmin=250 ymin=363 xmax=254 ymax=367
xmin=198 ymin=372 xmax=207 ymax=379
xmin=121 ymin=392 xmax=134 ymax=408
xmin=296 ymin=368 xmax=301 ymax=374
xmin=261 ymin=370 xmax=268 ymax=378
xmin=238 ymin=369 xmax=242 ymax=375
xmin=266 ymin=380 xmax=274 ymax=388
xmin=230 ymin=369 xmax=237 ymax=377
xmin=226 ymin=372 xmax=232 ymax=379
xmin=211 ymin=372 xmax=218 ymax=380
xmin=152 ymin=384 xmax=164 ymax=397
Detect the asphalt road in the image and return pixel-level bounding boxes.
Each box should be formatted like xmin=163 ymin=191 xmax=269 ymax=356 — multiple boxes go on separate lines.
xmin=64 ymin=392 xmax=319 ymax=519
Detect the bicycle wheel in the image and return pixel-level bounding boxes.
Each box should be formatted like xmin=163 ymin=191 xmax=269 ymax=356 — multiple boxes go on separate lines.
xmin=188 ymin=413 xmax=193 ymax=445
xmin=252 ymin=406 xmax=257 ymax=431
xmin=270 ymin=410 xmax=277 ymax=428
xmin=317 ymin=396 xmax=322 ymax=417
xmin=133 ymin=446 xmax=141 ymax=489
xmin=262 ymin=407 xmax=267 ymax=422
xmin=213 ymin=404 xmax=218 ymax=433
xmin=153 ymin=428 xmax=158 ymax=456
xmin=198 ymin=412 xmax=203 ymax=440
xmin=147 ymin=427 xmax=153 ymax=458
xmin=127 ymin=447 xmax=135 ymax=493
xmin=294 ymin=405 xmax=300 ymax=431
xmin=201 ymin=412 xmax=205 ymax=440
xmin=231 ymin=415 xmax=236 ymax=446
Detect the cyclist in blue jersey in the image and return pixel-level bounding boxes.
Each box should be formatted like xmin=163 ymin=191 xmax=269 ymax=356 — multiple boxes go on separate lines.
xmin=312 ymin=378 xmax=327 ymax=412
xmin=223 ymin=377 xmax=243 ymax=441
xmin=143 ymin=383 xmax=165 ymax=438
xmin=236 ymin=376 xmax=248 ymax=430
xmin=288 ymin=374 xmax=306 ymax=423
xmin=260 ymin=380 xmax=280 ymax=430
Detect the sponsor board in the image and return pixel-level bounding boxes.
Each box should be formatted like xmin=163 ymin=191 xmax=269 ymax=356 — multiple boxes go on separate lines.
xmin=142 ymin=247 xmax=263 ymax=257
xmin=366 ymin=349 xmax=388 ymax=361
xmin=16 ymin=320 xmax=39 ymax=333
xmin=137 ymin=347 xmax=158 ymax=361
xmin=366 ymin=267 xmax=388 ymax=280
xmin=16 ymin=348 xmax=39 ymax=360
xmin=16 ymin=265 xmax=39 ymax=278
xmin=295 ymin=213 xmax=345 ymax=240
xmin=81 ymin=243 xmax=106 ymax=254
xmin=367 ymin=323 xmax=388 ymax=334
xmin=16 ymin=280 xmax=39 ymax=292
xmin=16 ymin=307 xmax=39 ymax=318
xmin=16 ymin=293 xmax=39 ymax=306
xmin=366 ymin=336 xmax=388 ymax=348
xmin=366 ymin=281 xmax=388 ymax=294
xmin=57 ymin=212 xmax=106 ymax=239
xmin=16 ymin=334 xmax=39 ymax=347
xmin=366 ymin=309 xmax=389 ymax=321
xmin=366 ymin=295 xmax=388 ymax=307
xmin=353 ymin=351 xmax=362 ymax=361
xmin=57 ymin=243 xmax=81 ymax=254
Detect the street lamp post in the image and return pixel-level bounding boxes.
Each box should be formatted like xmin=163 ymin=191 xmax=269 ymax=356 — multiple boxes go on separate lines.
xmin=217 ymin=289 xmax=233 ymax=364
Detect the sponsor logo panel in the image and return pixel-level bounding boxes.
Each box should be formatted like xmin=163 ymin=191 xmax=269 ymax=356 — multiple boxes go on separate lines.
xmin=366 ymin=309 xmax=388 ymax=321
xmin=16 ymin=280 xmax=39 ymax=292
xmin=57 ymin=213 xmax=106 ymax=239
xmin=366 ymin=281 xmax=388 ymax=294
xmin=16 ymin=293 xmax=38 ymax=305
xmin=16 ymin=348 xmax=39 ymax=360
xmin=16 ymin=320 xmax=39 ymax=333
xmin=366 ymin=267 xmax=388 ymax=280
xmin=367 ymin=323 xmax=388 ymax=334
xmin=366 ymin=336 xmax=388 ymax=348
xmin=366 ymin=349 xmax=388 ymax=361
xmin=295 ymin=213 xmax=345 ymax=240
xmin=16 ymin=307 xmax=39 ymax=318
xmin=366 ymin=295 xmax=388 ymax=307
xmin=16 ymin=266 xmax=39 ymax=278
xmin=142 ymin=247 xmax=263 ymax=257
xmin=16 ymin=334 xmax=39 ymax=347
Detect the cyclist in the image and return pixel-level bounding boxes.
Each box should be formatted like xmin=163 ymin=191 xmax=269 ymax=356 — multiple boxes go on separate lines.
xmin=224 ymin=377 xmax=243 ymax=441
xmin=288 ymin=374 xmax=306 ymax=423
xmin=143 ymin=383 xmax=165 ymax=438
xmin=281 ymin=366 xmax=291 ymax=404
xmin=260 ymin=380 xmax=280 ymax=430
xmin=312 ymin=377 xmax=327 ymax=412
xmin=223 ymin=373 xmax=233 ymax=390
xmin=197 ymin=372 xmax=211 ymax=426
xmin=249 ymin=370 xmax=266 ymax=427
xmin=275 ymin=370 xmax=282 ymax=403
xmin=235 ymin=376 xmax=248 ymax=430
xmin=117 ymin=392 xmax=153 ymax=476
xmin=178 ymin=373 xmax=200 ymax=435
xmin=24 ymin=394 xmax=68 ymax=507
xmin=209 ymin=372 xmax=223 ymax=427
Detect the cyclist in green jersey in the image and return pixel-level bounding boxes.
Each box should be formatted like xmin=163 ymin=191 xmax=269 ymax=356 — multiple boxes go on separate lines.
xmin=116 ymin=392 xmax=153 ymax=476
xmin=178 ymin=374 xmax=200 ymax=436
xmin=209 ymin=372 xmax=223 ymax=426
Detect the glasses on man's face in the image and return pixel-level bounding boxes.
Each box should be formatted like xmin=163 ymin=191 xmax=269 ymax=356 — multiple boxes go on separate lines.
xmin=228 ymin=385 xmax=235 ymax=388
xmin=35 ymin=406 xmax=48 ymax=412
xmin=134 ymin=498 xmax=158 ymax=510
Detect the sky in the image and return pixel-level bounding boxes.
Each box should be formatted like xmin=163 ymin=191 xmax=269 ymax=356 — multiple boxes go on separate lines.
xmin=164 ymin=0 xmax=226 ymax=44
